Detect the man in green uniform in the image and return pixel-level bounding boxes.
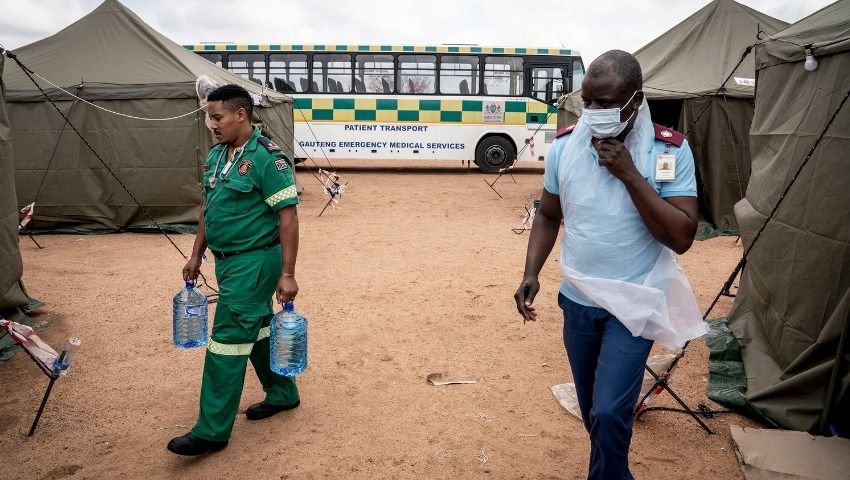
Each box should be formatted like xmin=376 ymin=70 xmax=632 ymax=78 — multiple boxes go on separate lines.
xmin=168 ymin=84 xmax=301 ymax=456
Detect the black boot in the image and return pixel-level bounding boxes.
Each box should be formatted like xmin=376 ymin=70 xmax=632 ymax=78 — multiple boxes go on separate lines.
xmin=245 ymin=400 xmax=300 ymax=420
xmin=167 ymin=432 xmax=228 ymax=456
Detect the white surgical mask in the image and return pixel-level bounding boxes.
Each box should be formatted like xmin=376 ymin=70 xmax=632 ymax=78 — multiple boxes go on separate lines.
xmin=582 ymin=90 xmax=639 ymax=139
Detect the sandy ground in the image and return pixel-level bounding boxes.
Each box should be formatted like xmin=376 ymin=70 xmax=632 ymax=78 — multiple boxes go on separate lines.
xmin=0 ymin=161 xmax=756 ymax=480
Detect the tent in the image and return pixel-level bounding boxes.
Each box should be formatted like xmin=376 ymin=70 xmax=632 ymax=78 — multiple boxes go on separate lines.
xmin=712 ymin=0 xmax=850 ymax=433
xmin=1 ymin=51 xmax=34 ymax=361
xmin=633 ymin=0 xmax=788 ymax=231
xmin=2 ymin=0 xmax=294 ymax=232
xmin=0 ymin=52 xmax=27 ymax=311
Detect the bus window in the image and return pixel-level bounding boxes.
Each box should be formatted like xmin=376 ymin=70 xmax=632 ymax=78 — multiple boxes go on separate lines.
xmin=398 ymin=55 xmax=436 ymax=94
xmin=484 ymin=56 xmax=523 ymax=96
xmin=571 ymin=59 xmax=585 ymax=92
xmin=313 ymin=54 xmax=353 ymax=93
xmin=199 ymin=53 xmax=222 ymax=67
xmin=270 ymin=54 xmax=308 ymax=93
xmin=440 ymin=56 xmax=479 ymax=95
xmin=228 ymin=53 xmax=267 ymax=87
xmin=531 ymin=66 xmax=565 ymax=104
xmin=355 ymin=54 xmax=395 ymax=94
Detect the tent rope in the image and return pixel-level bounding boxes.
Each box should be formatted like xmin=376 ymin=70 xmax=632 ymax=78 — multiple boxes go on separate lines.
xmin=8 ymin=64 xmax=205 ymax=122
xmin=683 ymin=45 xmax=753 ymax=138
xmin=3 ymin=48 xmax=219 ymax=297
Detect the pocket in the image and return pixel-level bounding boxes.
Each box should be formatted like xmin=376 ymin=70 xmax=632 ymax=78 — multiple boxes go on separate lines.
xmin=221 ymin=178 xmax=256 ymax=213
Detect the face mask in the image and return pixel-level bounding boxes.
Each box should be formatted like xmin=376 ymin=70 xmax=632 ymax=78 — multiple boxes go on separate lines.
xmin=582 ymin=90 xmax=639 ymax=139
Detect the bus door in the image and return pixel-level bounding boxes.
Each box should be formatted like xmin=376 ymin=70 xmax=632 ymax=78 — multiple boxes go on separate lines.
xmin=525 ymin=63 xmax=568 ymax=160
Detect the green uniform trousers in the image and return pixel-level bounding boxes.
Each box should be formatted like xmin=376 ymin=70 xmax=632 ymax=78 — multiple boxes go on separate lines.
xmin=191 ymin=245 xmax=299 ymax=442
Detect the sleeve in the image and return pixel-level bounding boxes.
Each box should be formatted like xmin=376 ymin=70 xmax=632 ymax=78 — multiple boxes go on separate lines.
xmin=659 ymin=139 xmax=698 ymax=198
xmin=258 ymin=152 xmax=299 ymax=211
xmin=543 ymin=138 xmax=563 ymax=195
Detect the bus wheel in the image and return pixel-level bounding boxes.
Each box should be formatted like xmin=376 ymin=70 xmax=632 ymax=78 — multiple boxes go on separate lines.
xmin=475 ymin=136 xmax=515 ymax=173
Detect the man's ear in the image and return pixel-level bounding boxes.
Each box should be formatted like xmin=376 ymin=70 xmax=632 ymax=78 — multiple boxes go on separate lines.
xmin=633 ymin=90 xmax=644 ymax=110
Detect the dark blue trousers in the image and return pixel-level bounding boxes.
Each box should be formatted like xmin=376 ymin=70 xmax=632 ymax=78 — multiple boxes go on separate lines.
xmin=559 ymin=293 xmax=653 ymax=480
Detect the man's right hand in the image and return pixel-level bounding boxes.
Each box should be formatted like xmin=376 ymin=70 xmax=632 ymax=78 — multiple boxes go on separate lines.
xmin=183 ymin=256 xmax=202 ymax=282
xmin=514 ymin=276 xmax=540 ymax=323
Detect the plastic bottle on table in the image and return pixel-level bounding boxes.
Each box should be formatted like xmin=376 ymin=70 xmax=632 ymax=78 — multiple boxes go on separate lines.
xmin=52 ymin=336 xmax=81 ymax=372
xmin=270 ymin=302 xmax=308 ymax=376
xmin=172 ymin=281 xmax=208 ymax=348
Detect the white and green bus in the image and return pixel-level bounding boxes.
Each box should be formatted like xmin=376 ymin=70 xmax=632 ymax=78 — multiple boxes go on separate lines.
xmin=184 ymin=44 xmax=584 ymax=172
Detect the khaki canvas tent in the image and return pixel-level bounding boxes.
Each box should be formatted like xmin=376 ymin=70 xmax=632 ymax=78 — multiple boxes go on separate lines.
xmin=0 ymin=53 xmax=27 ymax=311
xmin=556 ymin=0 xmax=787 ymax=231
xmin=633 ymin=0 xmax=788 ymax=231
xmin=0 ymin=52 xmax=36 ymax=361
xmin=710 ymin=0 xmax=850 ymax=433
xmin=2 ymin=0 xmax=294 ymax=232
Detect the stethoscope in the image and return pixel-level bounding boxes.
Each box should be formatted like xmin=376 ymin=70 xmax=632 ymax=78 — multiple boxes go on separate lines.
xmin=209 ymin=145 xmax=245 ymax=189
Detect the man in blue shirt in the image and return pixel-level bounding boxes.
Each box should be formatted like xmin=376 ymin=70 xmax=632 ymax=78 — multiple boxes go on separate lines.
xmin=514 ymin=50 xmax=700 ymax=479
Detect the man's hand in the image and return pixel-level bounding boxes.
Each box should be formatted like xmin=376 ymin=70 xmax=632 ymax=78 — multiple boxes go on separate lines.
xmin=514 ymin=276 xmax=540 ymax=323
xmin=595 ymin=138 xmax=641 ymax=183
xmin=182 ymin=256 xmax=202 ymax=282
xmin=276 ymin=275 xmax=298 ymax=304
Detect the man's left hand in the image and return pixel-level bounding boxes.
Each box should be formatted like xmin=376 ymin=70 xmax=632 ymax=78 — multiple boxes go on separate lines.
xmin=276 ymin=275 xmax=298 ymax=304
xmin=595 ymin=138 xmax=640 ymax=183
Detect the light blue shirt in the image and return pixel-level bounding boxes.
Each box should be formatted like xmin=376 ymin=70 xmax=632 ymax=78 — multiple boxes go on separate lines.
xmin=543 ymin=133 xmax=697 ymax=306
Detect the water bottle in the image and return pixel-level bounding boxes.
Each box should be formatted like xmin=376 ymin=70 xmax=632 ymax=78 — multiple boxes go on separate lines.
xmin=172 ymin=281 xmax=208 ymax=348
xmin=270 ymin=302 xmax=308 ymax=376
xmin=52 ymin=336 xmax=81 ymax=373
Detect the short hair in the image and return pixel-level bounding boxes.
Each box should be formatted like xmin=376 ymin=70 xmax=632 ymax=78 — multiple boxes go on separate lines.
xmin=207 ymin=84 xmax=253 ymax=118
xmin=586 ymin=50 xmax=643 ymax=93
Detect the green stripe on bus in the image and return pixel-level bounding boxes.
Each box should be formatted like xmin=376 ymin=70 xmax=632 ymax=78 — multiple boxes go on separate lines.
xmin=248 ymin=45 xmax=259 ymax=51
xmin=462 ymin=100 xmax=482 ymax=111
xmin=292 ymin=44 xmax=303 ymax=50
xmin=493 ymin=47 xmax=504 ymax=54
xmin=358 ymin=45 xmax=370 ymax=51
xmin=314 ymin=45 xmax=326 ymax=51
xmin=440 ymin=111 xmax=462 ymax=122
xmin=335 ymin=45 xmax=347 ymax=51
xmin=293 ymin=98 xmax=312 ymax=110
xmin=448 ymin=46 xmax=459 ymax=53
xmin=425 ymin=46 xmax=437 ymax=52
xmin=270 ymin=44 xmax=281 ymax=50
xmin=225 ymin=45 xmax=237 ymax=51
xmin=505 ymin=101 xmax=526 ymax=112
xmin=355 ymin=110 xmax=377 ymax=121
xmin=376 ymin=99 xmax=398 ymax=110
xmin=419 ymin=100 xmax=440 ymax=111
xmin=380 ymin=45 xmax=392 ymax=52
xmin=333 ymin=98 xmax=355 ymax=110
xmin=515 ymin=48 xmax=527 ymax=54
xmin=398 ymin=110 xmax=419 ymax=121
xmin=526 ymin=113 xmax=546 ymax=123
xmin=471 ymin=47 xmax=482 ymax=53
xmin=403 ymin=45 xmax=414 ymax=52
xmin=203 ymin=45 xmax=215 ymax=51
xmin=312 ymin=109 xmax=333 ymax=120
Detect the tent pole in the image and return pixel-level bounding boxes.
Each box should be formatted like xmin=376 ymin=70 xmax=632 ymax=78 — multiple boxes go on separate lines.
xmin=818 ymin=309 xmax=850 ymax=434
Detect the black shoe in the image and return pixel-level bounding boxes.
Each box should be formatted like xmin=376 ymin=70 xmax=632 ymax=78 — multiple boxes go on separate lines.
xmin=167 ymin=432 xmax=228 ymax=456
xmin=245 ymin=400 xmax=300 ymax=420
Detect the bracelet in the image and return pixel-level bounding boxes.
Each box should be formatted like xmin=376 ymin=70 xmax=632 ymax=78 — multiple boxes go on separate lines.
xmin=282 ymin=272 xmax=295 ymax=277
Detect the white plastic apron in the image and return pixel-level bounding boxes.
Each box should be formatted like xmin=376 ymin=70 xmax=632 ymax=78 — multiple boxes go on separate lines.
xmin=558 ymin=100 xmax=707 ymax=349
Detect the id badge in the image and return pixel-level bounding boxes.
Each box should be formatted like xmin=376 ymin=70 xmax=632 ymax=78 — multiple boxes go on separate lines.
xmin=655 ymin=154 xmax=676 ymax=182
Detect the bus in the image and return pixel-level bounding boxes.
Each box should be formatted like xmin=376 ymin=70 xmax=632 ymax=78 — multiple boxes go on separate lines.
xmin=184 ymin=44 xmax=584 ymax=172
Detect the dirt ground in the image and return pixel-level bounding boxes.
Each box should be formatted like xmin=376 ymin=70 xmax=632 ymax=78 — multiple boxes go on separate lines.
xmin=1 ymin=161 xmax=756 ymax=480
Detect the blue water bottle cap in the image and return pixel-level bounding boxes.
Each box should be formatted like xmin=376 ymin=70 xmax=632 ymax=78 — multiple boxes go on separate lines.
xmin=283 ymin=301 xmax=294 ymax=312
xmin=185 ymin=280 xmax=195 ymax=289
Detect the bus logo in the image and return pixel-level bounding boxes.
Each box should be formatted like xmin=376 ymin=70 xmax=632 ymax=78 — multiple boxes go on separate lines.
xmin=483 ymin=101 xmax=505 ymax=123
